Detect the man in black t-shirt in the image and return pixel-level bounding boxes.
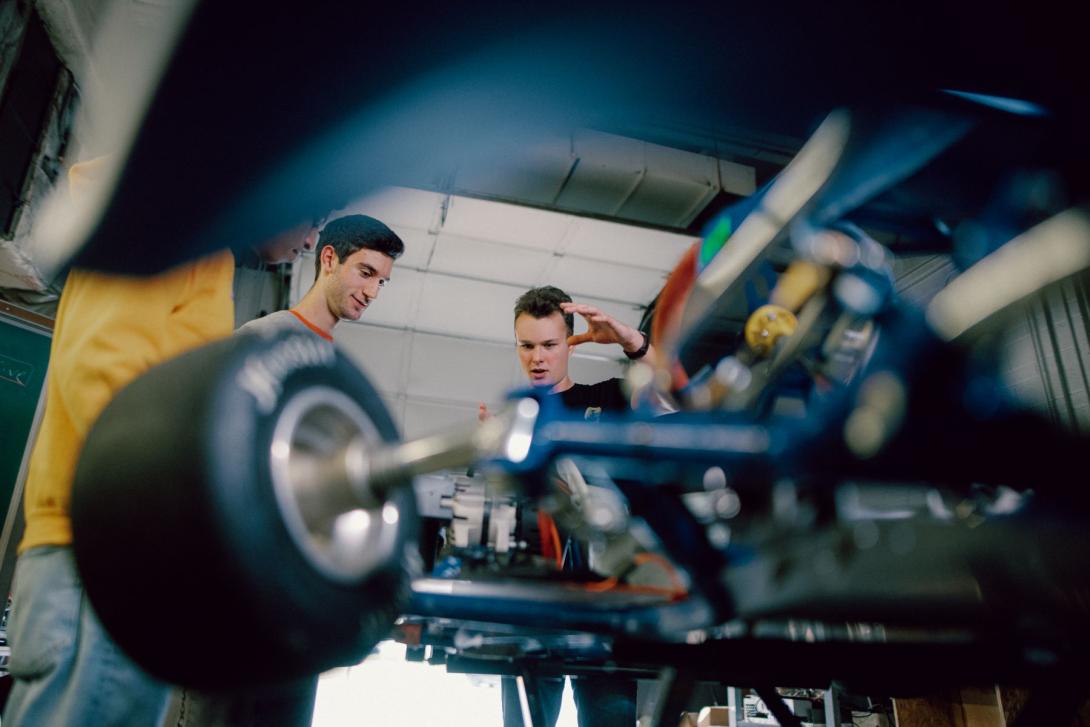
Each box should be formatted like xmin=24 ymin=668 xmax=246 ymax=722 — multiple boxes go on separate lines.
xmin=480 ymin=286 xmax=654 ymax=422
xmin=493 ymin=285 xmax=653 ymax=727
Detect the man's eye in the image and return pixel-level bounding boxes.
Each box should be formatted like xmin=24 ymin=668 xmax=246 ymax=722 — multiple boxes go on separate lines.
xmin=378 ymin=279 xmax=387 ymax=288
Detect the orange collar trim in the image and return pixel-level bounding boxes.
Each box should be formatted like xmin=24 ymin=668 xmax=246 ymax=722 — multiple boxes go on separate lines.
xmin=289 ymin=309 xmax=334 ymax=342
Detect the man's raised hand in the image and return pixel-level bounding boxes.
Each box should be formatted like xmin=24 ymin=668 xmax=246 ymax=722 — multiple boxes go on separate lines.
xmin=561 ymin=301 xmax=644 ymax=354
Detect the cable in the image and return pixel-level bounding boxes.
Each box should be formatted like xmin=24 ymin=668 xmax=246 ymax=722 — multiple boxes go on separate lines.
xmin=537 ymin=511 xmax=563 ymax=570
xmin=579 ymin=552 xmax=688 ymax=601
xmin=632 ymin=552 xmax=687 ymax=594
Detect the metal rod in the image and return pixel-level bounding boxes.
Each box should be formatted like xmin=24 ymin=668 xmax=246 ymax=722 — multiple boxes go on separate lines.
xmin=360 ymin=425 xmax=481 ymax=499
xmin=823 ymin=686 xmax=842 ymax=727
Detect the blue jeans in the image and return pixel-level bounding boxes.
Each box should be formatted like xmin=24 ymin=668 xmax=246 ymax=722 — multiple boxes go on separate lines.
xmin=2 ymin=546 xmax=172 ymax=727
xmin=170 ymin=677 xmax=318 ymax=727
xmin=502 ymin=674 xmax=636 ymax=727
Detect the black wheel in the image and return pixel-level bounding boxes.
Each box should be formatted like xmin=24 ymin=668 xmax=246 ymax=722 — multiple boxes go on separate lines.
xmin=72 ymin=331 xmax=418 ymax=688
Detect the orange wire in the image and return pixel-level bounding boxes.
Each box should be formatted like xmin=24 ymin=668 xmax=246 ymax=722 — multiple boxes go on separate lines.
xmin=537 ymin=511 xmax=564 ymax=570
xmin=549 ymin=519 xmax=563 ymax=569
xmin=583 ymin=576 xmax=620 ymax=592
xmin=580 ymin=582 xmax=687 ymax=601
xmin=632 ymin=552 xmax=687 ymax=594
xmin=579 ymin=553 xmax=688 ymax=601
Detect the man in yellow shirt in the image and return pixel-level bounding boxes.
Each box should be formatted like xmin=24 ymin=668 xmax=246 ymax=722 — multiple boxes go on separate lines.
xmin=2 ymin=159 xmax=319 ymax=726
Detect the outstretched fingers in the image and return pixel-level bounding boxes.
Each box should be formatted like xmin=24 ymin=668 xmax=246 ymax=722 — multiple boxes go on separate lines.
xmin=561 ymin=302 xmax=605 ymax=320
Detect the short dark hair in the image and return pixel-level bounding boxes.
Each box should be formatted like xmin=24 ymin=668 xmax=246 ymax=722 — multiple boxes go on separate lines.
xmin=315 ymin=214 xmax=404 ymax=275
xmin=514 ymin=286 xmax=573 ymax=335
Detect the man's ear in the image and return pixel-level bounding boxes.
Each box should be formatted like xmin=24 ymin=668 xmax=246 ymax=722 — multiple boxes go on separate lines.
xmin=319 ymin=244 xmax=337 ymax=274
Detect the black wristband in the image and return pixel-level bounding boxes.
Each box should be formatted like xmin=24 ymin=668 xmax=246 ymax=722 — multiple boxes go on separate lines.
xmin=624 ymin=332 xmax=650 ymax=360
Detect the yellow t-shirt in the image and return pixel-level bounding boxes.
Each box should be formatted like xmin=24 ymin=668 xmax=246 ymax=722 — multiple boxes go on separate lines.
xmin=19 ymin=250 xmax=235 ymax=552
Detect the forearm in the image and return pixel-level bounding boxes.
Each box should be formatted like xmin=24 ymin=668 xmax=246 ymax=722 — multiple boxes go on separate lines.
xmin=618 ymin=327 xmax=645 ymax=354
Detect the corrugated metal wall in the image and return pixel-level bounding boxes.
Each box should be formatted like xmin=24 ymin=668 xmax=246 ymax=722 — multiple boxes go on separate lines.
xmin=891 ymin=254 xmax=959 ymax=308
xmin=892 ymin=254 xmax=1090 ymax=434
xmin=1014 ymin=275 xmax=1090 ymax=433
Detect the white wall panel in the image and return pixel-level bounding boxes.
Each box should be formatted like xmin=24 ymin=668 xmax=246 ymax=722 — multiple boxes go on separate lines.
xmin=407 ymin=333 xmax=514 ymax=406
xmin=334 ymin=323 xmax=409 ymax=396
xmin=360 ymin=267 xmax=424 ymax=329
xmin=566 ymin=294 xmax=645 ymax=331
xmin=442 ymin=196 xmax=573 ymax=251
xmin=563 ymin=217 xmax=694 ymax=270
xmin=549 ymin=255 xmax=666 ymax=305
xmin=402 ymin=398 xmax=479 ymax=439
xmin=428 ymin=233 xmax=552 ymax=287
xmin=390 ymin=226 xmax=436 ymax=271
xmin=415 ymin=274 xmax=524 ymax=342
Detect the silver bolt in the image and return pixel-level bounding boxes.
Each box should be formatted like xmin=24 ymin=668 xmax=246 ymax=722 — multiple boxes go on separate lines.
xmin=707 ymin=523 xmax=731 ymax=548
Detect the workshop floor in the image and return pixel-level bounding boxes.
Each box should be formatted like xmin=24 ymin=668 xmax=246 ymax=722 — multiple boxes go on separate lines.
xmin=313 ymin=641 xmax=579 ymax=727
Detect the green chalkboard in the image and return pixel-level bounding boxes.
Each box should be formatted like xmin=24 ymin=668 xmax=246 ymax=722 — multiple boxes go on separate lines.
xmin=0 ymin=306 xmax=51 ymax=600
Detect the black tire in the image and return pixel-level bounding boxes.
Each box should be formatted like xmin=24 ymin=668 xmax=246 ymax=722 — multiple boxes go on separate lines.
xmin=71 ymin=331 xmax=418 ymax=689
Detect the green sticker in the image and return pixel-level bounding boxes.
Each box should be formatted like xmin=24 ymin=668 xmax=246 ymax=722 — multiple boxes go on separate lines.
xmin=699 ymin=216 xmax=733 ymax=269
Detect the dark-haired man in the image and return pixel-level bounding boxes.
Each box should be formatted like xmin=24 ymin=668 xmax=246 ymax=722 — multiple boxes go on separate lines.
xmin=171 ymin=213 xmax=404 ymax=727
xmin=238 ymin=213 xmax=404 ymax=340
xmin=497 ymin=285 xmax=652 ymax=727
